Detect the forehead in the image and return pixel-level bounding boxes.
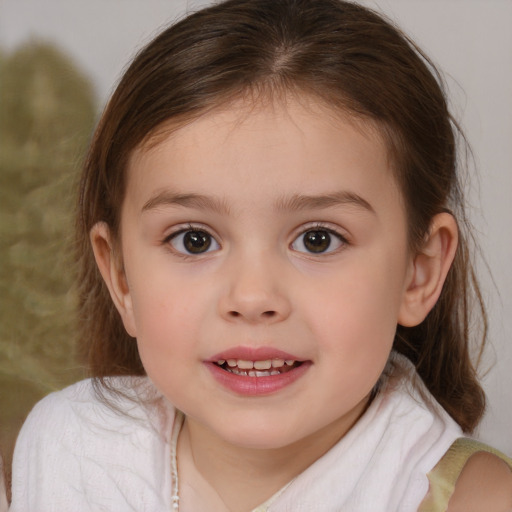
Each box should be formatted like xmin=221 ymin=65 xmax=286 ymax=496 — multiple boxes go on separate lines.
xmin=135 ymin=91 xmax=389 ymax=160
xmin=125 ymin=94 xmax=402 ymax=215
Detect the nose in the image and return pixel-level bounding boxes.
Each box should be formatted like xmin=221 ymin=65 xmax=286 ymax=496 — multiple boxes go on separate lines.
xmin=218 ymin=253 xmax=292 ymax=325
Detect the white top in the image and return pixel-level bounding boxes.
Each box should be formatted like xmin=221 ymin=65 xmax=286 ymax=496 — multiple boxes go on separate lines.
xmin=9 ymin=358 xmax=462 ymax=512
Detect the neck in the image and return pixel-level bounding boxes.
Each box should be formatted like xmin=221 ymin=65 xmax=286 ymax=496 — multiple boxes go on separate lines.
xmin=178 ymin=401 xmax=368 ymax=512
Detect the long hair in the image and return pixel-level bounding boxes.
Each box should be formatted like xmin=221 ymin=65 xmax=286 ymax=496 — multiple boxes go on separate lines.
xmin=76 ymin=0 xmax=486 ymax=432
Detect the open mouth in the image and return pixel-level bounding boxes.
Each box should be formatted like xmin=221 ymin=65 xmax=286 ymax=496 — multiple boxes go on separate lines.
xmin=207 ymin=352 xmax=310 ymax=395
xmin=214 ymin=358 xmax=303 ymax=377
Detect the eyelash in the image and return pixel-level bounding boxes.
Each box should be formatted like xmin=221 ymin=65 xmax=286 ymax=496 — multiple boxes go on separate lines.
xmin=163 ymin=224 xmax=220 ymax=257
xmin=162 ymin=223 xmax=349 ymax=257
xmin=290 ymin=223 xmax=349 ymax=256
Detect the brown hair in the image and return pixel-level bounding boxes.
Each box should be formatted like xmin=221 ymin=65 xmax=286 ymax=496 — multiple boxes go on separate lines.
xmin=76 ymin=0 xmax=486 ymax=432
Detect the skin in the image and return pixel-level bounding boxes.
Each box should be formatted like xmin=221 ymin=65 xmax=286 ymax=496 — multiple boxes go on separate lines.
xmin=92 ymin=95 xmax=459 ymax=511
xmin=447 ymin=452 xmax=512 ymax=511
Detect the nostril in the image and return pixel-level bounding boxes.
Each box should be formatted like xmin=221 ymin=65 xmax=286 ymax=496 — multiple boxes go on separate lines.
xmin=227 ymin=310 xmax=277 ymax=319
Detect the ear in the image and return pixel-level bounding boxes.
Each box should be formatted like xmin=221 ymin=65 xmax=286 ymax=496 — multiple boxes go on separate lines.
xmin=90 ymin=222 xmax=137 ymax=337
xmin=398 ymin=212 xmax=458 ymax=327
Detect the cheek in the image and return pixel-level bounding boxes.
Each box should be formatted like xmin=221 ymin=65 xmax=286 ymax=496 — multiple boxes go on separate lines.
xmin=125 ymin=249 xmax=207 ymax=329
xmin=133 ymin=294 xmax=198 ymax=399
xmin=125 ymin=274 xmax=198 ymax=365
xmin=128 ymin=267 xmax=222 ymax=368
xmin=303 ymin=252 xmax=406 ymax=358
xmin=132 ymin=288 xmax=201 ymax=344
xmin=306 ymin=274 xmax=399 ymax=407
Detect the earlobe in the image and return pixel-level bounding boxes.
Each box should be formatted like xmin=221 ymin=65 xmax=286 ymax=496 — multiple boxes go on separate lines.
xmin=90 ymin=222 xmax=137 ymax=337
xmin=398 ymin=213 xmax=458 ymax=327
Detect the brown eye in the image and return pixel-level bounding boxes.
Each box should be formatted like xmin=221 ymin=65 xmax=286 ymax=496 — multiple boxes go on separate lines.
xmin=303 ymin=230 xmax=331 ymax=253
xmin=291 ymin=228 xmax=345 ymax=254
xmin=170 ymin=229 xmax=219 ymax=254
xmin=183 ymin=231 xmax=211 ymax=253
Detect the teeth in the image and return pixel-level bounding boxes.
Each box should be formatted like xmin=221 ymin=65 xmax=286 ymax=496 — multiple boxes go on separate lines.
xmin=217 ymin=358 xmax=298 ymax=373
xmin=254 ymin=360 xmax=272 ymax=370
xmin=248 ymin=370 xmax=272 ymax=377
xmin=233 ymin=369 xmax=274 ymax=377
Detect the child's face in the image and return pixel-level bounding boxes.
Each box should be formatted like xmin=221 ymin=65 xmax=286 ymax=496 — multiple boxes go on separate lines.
xmin=116 ymin=95 xmax=414 ymax=450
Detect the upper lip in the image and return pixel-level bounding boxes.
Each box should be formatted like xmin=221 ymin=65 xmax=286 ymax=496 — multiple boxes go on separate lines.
xmin=208 ymin=346 xmax=304 ymax=362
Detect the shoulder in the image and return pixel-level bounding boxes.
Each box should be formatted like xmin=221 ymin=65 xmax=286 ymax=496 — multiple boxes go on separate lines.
xmin=11 ymin=378 xmax=123 ymax=478
xmin=447 ymin=450 xmax=512 ymax=512
xmin=10 ymin=379 xmax=101 ymax=509
xmin=14 ymin=378 xmax=128 ymax=437
xmin=10 ymin=377 xmax=174 ymax=510
xmin=13 ymin=376 xmax=162 ymax=449
xmin=14 ymin=379 xmax=97 ymax=443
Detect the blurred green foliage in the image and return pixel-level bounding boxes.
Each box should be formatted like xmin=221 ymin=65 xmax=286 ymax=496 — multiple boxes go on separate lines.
xmin=0 ymin=41 xmax=97 ymax=475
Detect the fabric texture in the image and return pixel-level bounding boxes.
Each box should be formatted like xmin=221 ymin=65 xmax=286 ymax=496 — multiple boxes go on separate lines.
xmin=10 ymin=356 xmax=466 ymax=512
xmin=10 ymin=378 xmax=176 ymax=512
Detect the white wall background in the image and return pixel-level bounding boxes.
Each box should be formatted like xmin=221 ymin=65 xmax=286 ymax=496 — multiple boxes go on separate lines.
xmin=1 ymin=0 xmax=510 ymax=453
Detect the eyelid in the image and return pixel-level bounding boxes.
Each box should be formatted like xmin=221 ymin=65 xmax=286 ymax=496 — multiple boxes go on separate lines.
xmin=293 ymin=222 xmax=350 ymax=241
xmin=163 ymin=223 xmax=221 ymax=256
xmin=290 ymin=222 xmax=350 ymax=254
xmin=163 ymin=222 xmax=216 ymax=241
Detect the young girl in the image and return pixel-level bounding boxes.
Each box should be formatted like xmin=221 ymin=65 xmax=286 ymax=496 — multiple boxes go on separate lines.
xmin=8 ymin=0 xmax=512 ymax=510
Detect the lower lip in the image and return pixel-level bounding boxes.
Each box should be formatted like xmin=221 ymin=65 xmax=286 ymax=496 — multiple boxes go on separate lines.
xmin=205 ymin=361 xmax=311 ymax=396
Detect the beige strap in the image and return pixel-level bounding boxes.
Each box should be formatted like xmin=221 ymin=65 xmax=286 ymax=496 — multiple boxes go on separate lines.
xmin=418 ymin=438 xmax=512 ymax=512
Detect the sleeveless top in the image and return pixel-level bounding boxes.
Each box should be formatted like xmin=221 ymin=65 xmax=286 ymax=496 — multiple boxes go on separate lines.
xmin=419 ymin=438 xmax=512 ymax=511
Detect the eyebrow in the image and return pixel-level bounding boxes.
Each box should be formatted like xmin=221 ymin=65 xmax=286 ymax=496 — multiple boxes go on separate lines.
xmin=142 ymin=192 xmax=232 ymax=215
xmin=274 ymin=191 xmax=375 ymax=214
xmin=141 ymin=190 xmax=374 ymax=215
